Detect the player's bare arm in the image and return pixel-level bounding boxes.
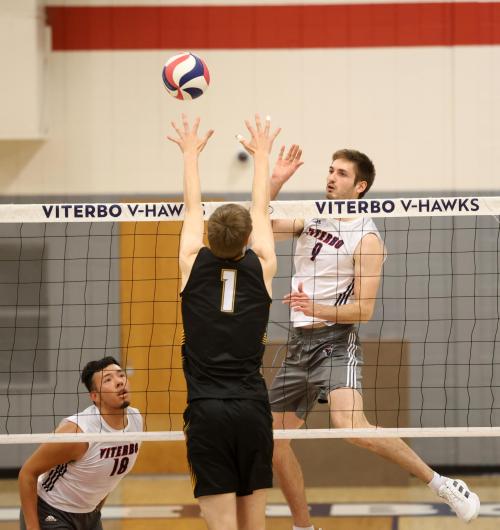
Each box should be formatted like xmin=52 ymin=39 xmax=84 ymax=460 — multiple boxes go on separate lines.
xmin=18 ymin=421 xmax=87 ymax=530
xmin=168 ymin=114 xmax=214 ymax=290
xmin=237 ymin=114 xmax=281 ymax=294
xmin=271 ymin=144 xmax=305 ymax=240
xmin=284 ymin=233 xmax=385 ymax=322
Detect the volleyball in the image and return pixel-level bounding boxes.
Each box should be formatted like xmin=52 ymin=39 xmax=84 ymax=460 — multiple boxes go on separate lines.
xmin=162 ymin=52 xmax=210 ymax=100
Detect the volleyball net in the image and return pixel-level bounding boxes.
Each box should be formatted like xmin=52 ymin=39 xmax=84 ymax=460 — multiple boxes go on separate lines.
xmin=1 ymin=196 xmax=500 ymax=444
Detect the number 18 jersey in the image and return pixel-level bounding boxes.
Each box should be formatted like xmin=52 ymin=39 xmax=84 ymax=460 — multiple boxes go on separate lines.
xmin=37 ymin=405 xmax=142 ymax=513
xmin=181 ymin=247 xmax=271 ymax=402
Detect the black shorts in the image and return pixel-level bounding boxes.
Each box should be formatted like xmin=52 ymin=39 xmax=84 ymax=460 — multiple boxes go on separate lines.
xmin=184 ymin=398 xmax=273 ymax=498
xmin=20 ymin=496 xmax=102 ymax=530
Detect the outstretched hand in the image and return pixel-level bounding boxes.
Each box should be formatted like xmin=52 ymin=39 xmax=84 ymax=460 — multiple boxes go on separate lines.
xmin=272 ymin=144 xmax=304 ymax=184
xmin=167 ymin=114 xmax=214 ymax=154
xmin=236 ymin=114 xmax=281 ymax=156
xmin=283 ymin=282 xmax=315 ymax=317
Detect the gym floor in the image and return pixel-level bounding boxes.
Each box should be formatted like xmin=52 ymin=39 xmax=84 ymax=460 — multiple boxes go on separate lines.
xmin=1 ymin=474 xmax=499 ymax=529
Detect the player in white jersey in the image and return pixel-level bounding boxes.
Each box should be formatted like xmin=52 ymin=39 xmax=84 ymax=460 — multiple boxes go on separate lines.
xmin=268 ymin=147 xmax=480 ymax=528
xmin=18 ymin=357 xmax=142 ymax=530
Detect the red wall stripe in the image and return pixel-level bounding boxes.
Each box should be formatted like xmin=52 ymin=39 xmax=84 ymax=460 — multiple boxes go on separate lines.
xmin=46 ymin=3 xmax=500 ymax=51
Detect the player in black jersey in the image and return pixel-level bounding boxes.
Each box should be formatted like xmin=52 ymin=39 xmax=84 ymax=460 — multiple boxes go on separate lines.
xmin=168 ymin=113 xmax=280 ymax=530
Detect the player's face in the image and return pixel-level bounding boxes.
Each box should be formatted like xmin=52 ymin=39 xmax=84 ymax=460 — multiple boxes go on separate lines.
xmin=326 ymin=158 xmax=366 ymax=200
xmin=91 ymin=364 xmax=131 ymax=411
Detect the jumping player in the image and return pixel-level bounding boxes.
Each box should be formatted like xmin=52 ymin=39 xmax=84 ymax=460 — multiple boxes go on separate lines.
xmin=268 ymin=146 xmax=481 ymax=528
xmin=19 ymin=357 xmax=142 ymax=530
xmin=168 ymin=113 xmax=279 ymax=530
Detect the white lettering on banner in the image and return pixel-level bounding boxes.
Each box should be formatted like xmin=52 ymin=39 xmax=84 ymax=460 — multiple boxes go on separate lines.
xmin=42 ymin=204 xmax=123 ymax=219
xmin=126 ymin=203 xmax=184 ymax=217
xmin=315 ymin=199 xmax=397 ymax=216
xmin=6 ymin=196 xmax=495 ymax=224
xmin=313 ymin=197 xmax=481 ymax=217
xmin=41 ymin=203 xmax=185 ymax=221
xmin=400 ymin=198 xmax=480 ymax=213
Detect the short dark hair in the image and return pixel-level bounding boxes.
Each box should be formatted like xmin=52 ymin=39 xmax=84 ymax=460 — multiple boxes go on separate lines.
xmin=207 ymin=204 xmax=252 ymax=259
xmin=81 ymin=356 xmax=121 ymax=392
xmin=332 ymin=149 xmax=376 ymax=198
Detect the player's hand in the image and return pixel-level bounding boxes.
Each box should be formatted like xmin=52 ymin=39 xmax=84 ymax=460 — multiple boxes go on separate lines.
xmin=272 ymin=144 xmax=304 ymax=185
xmin=167 ymin=114 xmax=214 ymax=155
xmin=236 ymin=114 xmax=281 ymax=156
xmin=283 ymin=282 xmax=315 ymax=317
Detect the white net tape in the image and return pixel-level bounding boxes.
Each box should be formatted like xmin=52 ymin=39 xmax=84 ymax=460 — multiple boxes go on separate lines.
xmin=3 ymin=427 xmax=500 ymax=445
xmin=0 ymin=196 xmax=497 ymax=223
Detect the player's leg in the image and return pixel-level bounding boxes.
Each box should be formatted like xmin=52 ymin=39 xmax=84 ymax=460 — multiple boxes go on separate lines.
xmin=268 ymin=328 xmax=323 ymax=529
xmin=236 ymin=489 xmax=267 ymax=530
xmin=329 ymin=387 xmax=480 ymax=522
xmin=272 ymin=411 xmax=311 ymax=528
xmin=198 ymin=493 xmax=237 ymax=530
xmin=329 ymin=387 xmax=434 ymax=481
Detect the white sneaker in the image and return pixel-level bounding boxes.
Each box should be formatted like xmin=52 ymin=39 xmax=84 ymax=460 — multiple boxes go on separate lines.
xmin=438 ymin=478 xmax=480 ymax=522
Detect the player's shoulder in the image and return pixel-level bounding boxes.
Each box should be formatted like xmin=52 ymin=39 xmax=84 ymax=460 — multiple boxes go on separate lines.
xmin=127 ymin=406 xmax=143 ymax=430
xmin=354 ymin=231 xmax=386 ymax=260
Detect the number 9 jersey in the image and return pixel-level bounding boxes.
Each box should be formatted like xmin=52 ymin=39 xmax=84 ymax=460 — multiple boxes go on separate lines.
xmin=291 ymin=217 xmax=382 ymax=328
xmin=37 ymin=405 xmax=142 ymax=513
xmin=181 ymin=247 xmax=272 ymax=402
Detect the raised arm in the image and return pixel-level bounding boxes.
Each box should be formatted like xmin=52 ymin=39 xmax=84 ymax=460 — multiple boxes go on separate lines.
xmin=168 ymin=114 xmax=214 ymax=290
xmin=19 ymin=422 xmax=87 ymax=530
xmin=270 ymin=144 xmax=305 ymax=240
xmin=237 ymin=115 xmax=280 ymax=291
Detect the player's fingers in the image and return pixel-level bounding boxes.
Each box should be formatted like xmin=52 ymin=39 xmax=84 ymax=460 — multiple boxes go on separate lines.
xmin=277 ymin=145 xmax=285 ymax=161
xmin=171 ymin=121 xmax=182 ymax=137
xmin=236 ymin=134 xmax=255 ymax=154
xmin=270 ymin=127 xmax=281 ymax=143
xmin=166 ymin=135 xmax=180 ymax=145
xmin=255 ymin=113 xmax=262 ymax=133
xmin=244 ymin=120 xmax=257 ymax=139
xmin=181 ymin=113 xmax=189 ymax=132
xmin=200 ymin=129 xmax=214 ymax=150
xmin=298 ymin=281 xmax=304 ymax=292
xmin=192 ymin=116 xmax=201 ymax=134
xmin=295 ymin=148 xmax=303 ymax=162
xmin=264 ymin=115 xmax=271 ymax=135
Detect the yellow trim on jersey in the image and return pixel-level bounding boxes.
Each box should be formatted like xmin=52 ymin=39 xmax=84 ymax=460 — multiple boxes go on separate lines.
xmin=183 ymin=419 xmax=197 ymax=491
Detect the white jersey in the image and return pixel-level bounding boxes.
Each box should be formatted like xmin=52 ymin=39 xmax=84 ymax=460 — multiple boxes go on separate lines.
xmin=37 ymin=405 xmax=142 ymax=513
xmin=291 ymin=217 xmax=382 ymax=327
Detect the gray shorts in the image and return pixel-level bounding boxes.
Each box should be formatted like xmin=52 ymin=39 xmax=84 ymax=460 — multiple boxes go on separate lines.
xmin=20 ymin=496 xmax=103 ymax=530
xmin=269 ymin=324 xmax=363 ymax=419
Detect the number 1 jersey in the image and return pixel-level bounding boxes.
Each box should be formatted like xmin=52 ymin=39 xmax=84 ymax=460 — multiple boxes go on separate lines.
xmin=181 ymin=247 xmax=271 ymax=402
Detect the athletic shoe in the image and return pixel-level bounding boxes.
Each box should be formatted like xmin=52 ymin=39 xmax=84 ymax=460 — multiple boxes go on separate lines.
xmin=438 ymin=478 xmax=480 ymax=522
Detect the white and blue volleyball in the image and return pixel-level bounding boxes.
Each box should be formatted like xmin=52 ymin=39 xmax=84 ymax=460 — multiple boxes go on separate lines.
xmin=162 ymin=52 xmax=210 ymax=100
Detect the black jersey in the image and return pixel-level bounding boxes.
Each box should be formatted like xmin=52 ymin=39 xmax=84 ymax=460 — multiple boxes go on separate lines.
xmin=181 ymin=247 xmax=272 ymax=402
